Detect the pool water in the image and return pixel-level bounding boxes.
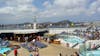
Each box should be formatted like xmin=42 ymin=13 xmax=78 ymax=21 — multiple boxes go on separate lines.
xmin=79 ymin=44 xmax=100 ymax=56
xmin=64 ymin=37 xmax=84 ymax=43
xmin=87 ymin=50 xmax=100 ymax=56
xmin=80 ymin=50 xmax=100 ymax=56
xmin=62 ymin=35 xmax=84 ymax=43
xmin=0 ymin=47 xmax=11 ymax=54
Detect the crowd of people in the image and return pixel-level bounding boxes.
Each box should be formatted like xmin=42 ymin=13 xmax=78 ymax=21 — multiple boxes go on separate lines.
xmin=83 ymin=31 xmax=100 ymax=40
xmin=0 ymin=32 xmax=88 ymax=56
xmin=75 ymin=29 xmax=100 ymax=40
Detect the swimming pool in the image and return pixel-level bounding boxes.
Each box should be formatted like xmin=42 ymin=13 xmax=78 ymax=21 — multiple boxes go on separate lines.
xmin=60 ymin=35 xmax=84 ymax=43
xmin=80 ymin=50 xmax=100 ymax=56
xmin=64 ymin=37 xmax=84 ymax=43
xmin=79 ymin=44 xmax=100 ymax=56
xmin=87 ymin=50 xmax=100 ymax=56
xmin=0 ymin=47 xmax=11 ymax=54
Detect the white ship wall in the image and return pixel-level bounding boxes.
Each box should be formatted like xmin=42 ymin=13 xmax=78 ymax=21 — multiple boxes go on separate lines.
xmin=48 ymin=27 xmax=87 ymax=34
xmin=0 ymin=27 xmax=87 ymax=34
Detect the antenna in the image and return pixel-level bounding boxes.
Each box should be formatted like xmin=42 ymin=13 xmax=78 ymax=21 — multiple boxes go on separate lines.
xmin=33 ymin=16 xmax=37 ymax=29
xmin=34 ymin=16 xmax=37 ymax=23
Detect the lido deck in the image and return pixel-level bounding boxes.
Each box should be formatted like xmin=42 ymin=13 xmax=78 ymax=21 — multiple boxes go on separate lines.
xmin=7 ymin=41 xmax=78 ymax=56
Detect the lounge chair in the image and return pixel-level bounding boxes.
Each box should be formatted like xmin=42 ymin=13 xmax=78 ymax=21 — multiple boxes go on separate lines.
xmin=0 ymin=40 xmax=10 ymax=47
xmin=20 ymin=42 xmax=36 ymax=52
xmin=1 ymin=42 xmax=7 ymax=47
xmin=20 ymin=43 xmax=28 ymax=48
xmin=26 ymin=46 xmax=36 ymax=52
xmin=34 ymin=41 xmax=47 ymax=48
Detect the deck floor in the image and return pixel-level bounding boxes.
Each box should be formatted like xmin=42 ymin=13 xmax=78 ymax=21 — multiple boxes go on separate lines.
xmin=7 ymin=41 xmax=78 ymax=56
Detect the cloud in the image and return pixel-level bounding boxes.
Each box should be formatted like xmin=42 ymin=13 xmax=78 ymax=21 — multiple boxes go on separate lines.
xmin=54 ymin=0 xmax=86 ymax=8
xmin=43 ymin=1 xmax=49 ymax=7
xmin=86 ymin=0 xmax=100 ymax=15
xmin=38 ymin=0 xmax=100 ymax=19
xmin=0 ymin=0 xmax=100 ymax=24
xmin=0 ymin=0 xmax=38 ymax=21
xmin=0 ymin=7 xmax=13 ymax=13
xmin=98 ymin=7 xmax=100 ymax=12
xmin=39 ymin=0 xmax=87 ymax=18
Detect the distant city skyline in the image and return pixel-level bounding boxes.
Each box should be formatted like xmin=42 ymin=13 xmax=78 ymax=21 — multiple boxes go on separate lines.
xmin=0 ymin=0 xmax=100 ymax=24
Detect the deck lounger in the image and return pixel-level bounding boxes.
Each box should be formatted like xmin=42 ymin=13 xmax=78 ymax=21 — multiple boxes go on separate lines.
xmin=27 ymin=46 xmax=36 ymax=52
xmin=34 ymin=41 xmax=47 ymax=48
xmin=1 ymin=42 xmax=7 ymax=47
xmin=20 ymin=43 xmax=36 ymax=52
xmin=0 ymin=41 xmax=10 ymax=47
xmin=6 ymin=41 xmax=10 ymax=47
xmin=20 ymin=43 xmax=28 ymax=48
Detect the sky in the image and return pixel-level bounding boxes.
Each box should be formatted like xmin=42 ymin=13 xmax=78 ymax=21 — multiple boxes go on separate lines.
xmin=0 ymin=0 xmax=100 ymax=24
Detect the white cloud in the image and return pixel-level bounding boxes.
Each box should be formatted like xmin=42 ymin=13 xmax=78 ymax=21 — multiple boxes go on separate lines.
xmin=39 ymin=0 xmax=87 ymax=18
xmin=43 ymin=1 xmax=49 ymax=7
xmin=98 ymin=7 xmax=100 ymax=12
xmin=54 ymin=0 xmax=86 ymax=8
xmin=0 ymin=0 xmax=36 ymax=13
xmin=0 ymin=7 xmax=14 ymax=13
xmin=6 ymin=0 xmax=36 ymax=13
xmin=0 ymin=0 xmax=37 ymax=20
xmin=0 ymin=0 xmax=100 ymax=24
xmin=43 ymin=1 xmax=52 ymax=8
xmin=86 ymin=0 xmax=100 ymax=15
xmin=6 ymin=0 xmax=33 ymax=6
xmin=39 ymin=0 xmax=100 ymax=18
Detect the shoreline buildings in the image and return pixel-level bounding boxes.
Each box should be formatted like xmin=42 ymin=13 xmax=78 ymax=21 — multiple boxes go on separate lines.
xmin=0 ymin=20 xmax=100 ymax=33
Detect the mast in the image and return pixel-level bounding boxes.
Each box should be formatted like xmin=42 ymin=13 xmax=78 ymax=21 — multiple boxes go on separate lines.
xmin=33 ymin=16 xmax=37 ymax=29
